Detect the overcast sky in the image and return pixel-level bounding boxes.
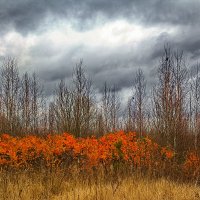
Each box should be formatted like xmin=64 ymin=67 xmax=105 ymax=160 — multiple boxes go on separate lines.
xmin=0 ymin=0 xmax=199 ymax=99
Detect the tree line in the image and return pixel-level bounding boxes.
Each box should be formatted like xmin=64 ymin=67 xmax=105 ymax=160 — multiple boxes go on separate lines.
xmin=0 ymin=46 xmax=199 ymax=153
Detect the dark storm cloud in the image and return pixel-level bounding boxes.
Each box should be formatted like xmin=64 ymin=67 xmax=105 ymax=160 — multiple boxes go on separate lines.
xmin=149 ymin=25 xmax=200 ymax=64
xmin=26 ymin=34 xmax=165 ymax=96
xmin=0 ymin=0 xmax=200 ymax=34
xmin=1 ymin=0 xmax=200 ymax=97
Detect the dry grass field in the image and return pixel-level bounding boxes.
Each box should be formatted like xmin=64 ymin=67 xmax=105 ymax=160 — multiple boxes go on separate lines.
xmin=0 ymin=169 xmax=199 ymax=200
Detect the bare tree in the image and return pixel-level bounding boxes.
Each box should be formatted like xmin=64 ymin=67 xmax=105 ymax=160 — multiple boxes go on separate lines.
xmin=125 ymin=96 xmax=136 ymax=132
xmin=73 ymin=61 xmax=96 ymax=137
xmin=190 ymin=64 xmax=200 ymax=150
xmin=110 ymin=86 xmax=120 ymax=132
xmin=48 ymin=101 xmax=56 ymax=133
xmin=133 ymin=69 xmax=147 ymax=137
xmin=101 ymin=82 xmax=111 ymax=133
xmin=53 ymin=80 xmax=74 ymax=133
xmin=52 ymin=61 xmax=96 ymax=137
xmin=29 ymin=73 xmax=45 ymax=134
xmin=101 ymin=83 xmax=120 ymax=133
xmin=95 ymin=111 xmax=104 ymax=137
xmin=20 ymin=72 xmax=31 ymax=133
xmin=172 ymin=50 xmax=188 ymax=150
xmin=153 ymin=46 xmax=188 ymax=151
xmin=0 ymin=57 xmax=21 ymax=134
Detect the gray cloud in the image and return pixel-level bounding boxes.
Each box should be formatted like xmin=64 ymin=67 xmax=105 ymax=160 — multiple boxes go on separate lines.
xmin=0 ymin=0 xmax=200 ymax=34
xmin=25 ymin=32 xmax=168 ymax=96
xmin=1 ymin=0 xmax=200 ymax=98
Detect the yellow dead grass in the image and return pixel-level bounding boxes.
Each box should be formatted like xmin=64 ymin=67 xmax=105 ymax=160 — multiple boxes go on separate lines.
xmin=0 ymin=171 xmax=199 ymax=200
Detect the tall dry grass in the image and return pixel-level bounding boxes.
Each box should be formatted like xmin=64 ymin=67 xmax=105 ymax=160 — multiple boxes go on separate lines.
xmin=0 ymin=168 xmax=199 ymax=200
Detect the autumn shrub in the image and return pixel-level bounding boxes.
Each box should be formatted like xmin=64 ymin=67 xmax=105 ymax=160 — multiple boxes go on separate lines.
xmin=0 ymin=131 xmax=199 ymax=182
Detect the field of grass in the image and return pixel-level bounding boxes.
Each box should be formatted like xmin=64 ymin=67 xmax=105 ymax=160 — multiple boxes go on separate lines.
xmin=0 ymin=169 xmax=199 ymax=200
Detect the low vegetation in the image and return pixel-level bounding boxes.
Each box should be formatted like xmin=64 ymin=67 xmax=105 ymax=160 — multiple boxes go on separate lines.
xmin=0 ymin=131 xmax=199 ymax=199
xmin=0 ymin=167 xmax=200 ymax=200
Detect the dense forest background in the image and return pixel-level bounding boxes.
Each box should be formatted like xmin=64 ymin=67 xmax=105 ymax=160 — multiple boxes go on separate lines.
xmin=0 ymin=46 xmax=199 ymax=154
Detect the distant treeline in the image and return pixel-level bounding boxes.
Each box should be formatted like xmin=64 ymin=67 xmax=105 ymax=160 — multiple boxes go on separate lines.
xmin=0 ymin=46 xmax=199 ymax=154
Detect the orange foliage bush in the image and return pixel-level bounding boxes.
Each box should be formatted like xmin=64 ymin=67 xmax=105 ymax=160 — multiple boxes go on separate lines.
xmin=183 ymin=151 xmax=200 ymax=179
xmin=0 ymin=131 xmax=199 ymax=178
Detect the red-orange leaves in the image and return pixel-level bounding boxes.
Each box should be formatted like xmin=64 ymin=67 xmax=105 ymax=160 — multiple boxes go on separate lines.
xmin=161 ymin=147 xmax=174 ymax=159
xmin=183 ymin=151 xmax=200 ymax=178
xmin=1 ymin=131 xmax=195 ymax=176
